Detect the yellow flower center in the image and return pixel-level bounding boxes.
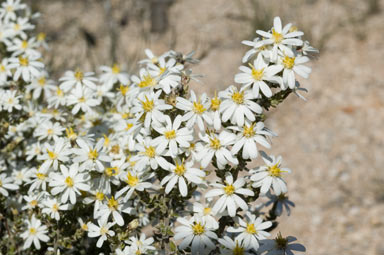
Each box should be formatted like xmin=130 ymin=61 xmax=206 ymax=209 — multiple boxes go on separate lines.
xmin=29 ymin=227 xmax=37 ymax=235
xmin=7 ymin=98 xmax=14 ymax=104
xmin=138 ymin=74 xmax=156 ymax=88
xmin=56 ymin=88 xmax=64 ymax=97
xmin=231 ymin=91 xmax=244 ymax=104
xmin=96 ymin=191 xmax=104 ymax=201
xmin=65 ymin=176 xmax=74 ymax=187
xmin=174 ymin=162 xmax=186 ymax=176
xmin=268 ymin=163 xmax=283 ymax=177
xmin=30 ymin=200 xmax=38 ymax=207
xmin=6 ymin=6 xmax=13 ymax=12
xmin=19 ymin=56 xmax=28 ymax=66
xmin=125 ymin=123 xmax=133 ymax=131
xmin=112 ymin=64 xmax=120 ymax=74
xmin=66 ymin=127 xmax=77 ymax=140
xmin=224 ymin=184 xmax=235 ymax=195
xmin=119 ymin=84 xmax=129 ymax=96
xmin=126 ymin=172 xmax=139 ymax=187
xmin=47 ymin=149 xmax=57 ymax=160
xmin=52 ymin=203 xmax=59 ymax=212
xmin=272 ymin=28 xmax=283 ymax=44
xmin=164 ymin=130 xmax=176 ymax=140
xmin=0 ymin=180 xmax=2 ymax=187
xmin=193 ymin=101 xmax=206 ymax=114
xmin=14 ymin=23 xmax=20 ymax=31
xmin=21 ymin=40 xmax=28 ymax=49
xmin=88 ymin=149 xmax=98 ymax=160
xmin=37 ymin=32 xmax=46 ymax=41
xmin=36 ymin=172 xmax=46 ymax=180
xmin=233 ymin=241 xmax=244 ymax=255
xmin=246 ymin=223 xmax=257 ymax=234
xmin=81 ymin=223 xmax=88 ymax=231
xmin=203 ymin=207 xmax=211 ymax=215
xmin=211 ymin=92 xmax=221 ymax=111
xmin=105 ymin=167 xmax=119 ymax=177
xmin=251 ymin=66 xmax=264 ymax=81
xmin=192 ymin=222 xmax=205 ymax=235
xmin=140 ymin=96 xmax=154 ymax=112
xmin=78 ymin=96 xmax=86 ymax=103
xmin=159 ymin=67 xmax=166 ymax=75
xmin=38 ymin=77 xmax=46 ymax=86
xmin=107 ymin=196 xmax=119 ymax=210
xmin=0 ymin=65 xmax=5 ymax=72
xmin=282 ymin=56 xmax=295 ymax=69
xmin=243 ymin=123 xmax=255 ymax=138
xmin=100 ymin=226 xmax=108 ymax=235
xmin=209 ymin=137 xmax=221 ymax=150
xmin=144 ymin=146 xmax=156 ymax=158
xmin=74 ymin=71 xmax=84 ymax=81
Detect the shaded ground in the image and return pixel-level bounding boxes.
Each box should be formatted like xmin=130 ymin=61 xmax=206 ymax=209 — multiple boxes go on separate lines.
xmin=31 ymin=0 xmax=384 ymax=254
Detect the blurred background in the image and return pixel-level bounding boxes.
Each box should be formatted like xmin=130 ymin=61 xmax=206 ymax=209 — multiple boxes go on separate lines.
xmin=26 ymin=0 xmax=384 ymax=254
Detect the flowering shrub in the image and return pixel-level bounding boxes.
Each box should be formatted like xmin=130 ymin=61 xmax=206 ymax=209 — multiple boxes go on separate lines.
xmin=0 ymin=0 xmax=319 ymax=254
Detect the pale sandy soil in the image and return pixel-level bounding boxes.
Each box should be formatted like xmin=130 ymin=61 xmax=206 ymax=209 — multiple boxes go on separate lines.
xmin=32 ymin=0 xmax=384 ymax=254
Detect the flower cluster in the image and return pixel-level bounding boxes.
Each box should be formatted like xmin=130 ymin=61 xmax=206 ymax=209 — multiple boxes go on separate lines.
xmin=0 ymin=2 xmax=316 ymax=254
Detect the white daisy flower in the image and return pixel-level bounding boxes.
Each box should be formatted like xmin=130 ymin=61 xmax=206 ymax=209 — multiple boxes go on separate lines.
xmin=176 ymin=90 xmax=213 ymax=131
xmin=1 ymin=90 xmax=22 ymax=112
xmin=218 ymin=236 xmax=253 ymax=255
xmin=196 ymin=131 xmax=238 ymax=169
xmin=22 ymin=193 xmax=43 ymax=211
xmin=174 ymin=216 xmax=218 ymax=254
xmin=83 ymin=189 xmax=107 ymax=218
xmin=152 ymin=115 xmax=193 ymax=157
xmin=125 ymin=233 xmax=156 ymax=254
xmin=0 ymin=58 xmax=12 ymax=85
xmin=139 ymin=48 xmax=167 ymax=65
xmin=10 ymin=17 xmax=34 ymax=39
xmin=131 ymin=136 xmax=169 ymax=171
xmin=27 ymin=167 xmax=49 ymax=192
xmin=115 ymin=170 xmax=152 ymax=201
xmin=49 ymin=163 xmax=90 ymax=204
xmin=250 ymin=154 xmax=291 ymax=195
xmin=8 ymin=54 xmax=43 ymax=82
xmin=227 ymin=212 xmax=272 ymax=251
xmin=95 ymin=196 xmax=134 ymax=226
xmin=160 ymin=158 xmax=205 ymax=197
xmin=209 ymin=91 xmax=222 ymax=130
xmin=34 ymin=120 xmax=64 ymax=141
xmin=26 ymin=73 xmax=56 ymax=100
xmin=41 ymin=197 xmax=70 ymax=221
xmin=7 ymin=37 xmax=40 ymax=57
xmin=66 ymin=87 xmax=100 ymax=115
xmin=99 ymin=64 xmax=129 ymax=87
xmin=72 ymin=137 xmax=111 ymax=172
xmin=0 ymin=0 xmax=26 ymax=22
xmin=148 ymin=56 xmax=183 ymax=94
xmin=131 ymin=68 xmax=158 ymax=90
xmin=256 ymin=16 xmax=303 ymax=61
xmin=219 ymin=85 xmax=262 ymax=127
xmin=59 ymin=70 xmax=97 ymax=92
xmin=38 ymin=137 xmax=72 ymax=171
xmin=0 ymin=173 xmax=19 ymax=196
xmin=20 ymin=215 xmax=50 ymax=250
xmin=131 ymin=90 xmax=172 ymax=128
xmin=192 ymin=201 xmax=218 ymax=229
xmin=78 ymin=217 xmax=90 ymax=232
xmin=205 ymin=174 xmax=254 ymax=217
xmin=278 ymin=52 xmax=311 ymax=89
xmin=230 ymin=122 xmax=273 ymax=160
xmin=87 ymin=218 xmax=115 ymax=248
xmin=48 ymin=87 xmax=66 ymax=108
xmin=241 ymin=37 xmax=271 ymax=63
xmin=234 ymin=54 xmax=283 ymax=98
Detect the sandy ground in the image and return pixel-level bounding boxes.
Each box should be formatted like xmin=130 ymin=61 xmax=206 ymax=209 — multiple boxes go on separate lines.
xmin=32 ymin=0 xmax=384 ymax=254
